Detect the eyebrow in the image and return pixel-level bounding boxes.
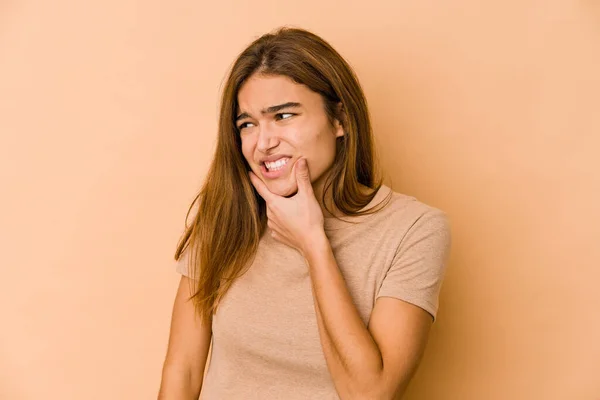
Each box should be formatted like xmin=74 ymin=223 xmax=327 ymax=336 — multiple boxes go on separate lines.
xmin=235 ymin=102 xmax=302 ymax=122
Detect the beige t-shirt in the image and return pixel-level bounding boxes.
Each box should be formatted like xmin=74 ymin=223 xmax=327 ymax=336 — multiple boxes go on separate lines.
xmin=175 ymin=185 xmax=451 ymax=399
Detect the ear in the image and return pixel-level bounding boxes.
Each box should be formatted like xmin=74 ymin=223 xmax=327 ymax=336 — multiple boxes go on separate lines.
xmin=334 ymin=102 xmax=346 ymax=138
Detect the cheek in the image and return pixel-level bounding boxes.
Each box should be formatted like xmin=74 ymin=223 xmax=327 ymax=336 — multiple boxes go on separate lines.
xmin=311 ymin=131 xmax=337 ymax=158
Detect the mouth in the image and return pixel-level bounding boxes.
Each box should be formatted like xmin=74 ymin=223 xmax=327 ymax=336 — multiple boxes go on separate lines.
xmin=259 ymin=157 xmax=292 ymax=179
xmin=263 ymin=157 xmax=291 ymax=171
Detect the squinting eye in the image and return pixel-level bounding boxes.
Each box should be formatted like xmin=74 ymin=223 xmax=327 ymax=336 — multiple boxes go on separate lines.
xmin=276 ymin=113 xmax=294 ymax=120
xmin=238 ymin=122 xmax=254 ymax=130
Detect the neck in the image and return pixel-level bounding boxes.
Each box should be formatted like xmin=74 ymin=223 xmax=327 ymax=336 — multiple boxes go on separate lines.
xmin=312 ymin=177 xmax=371 ymax=219
xmin=312 ymin=175 xmax=340 ymax=218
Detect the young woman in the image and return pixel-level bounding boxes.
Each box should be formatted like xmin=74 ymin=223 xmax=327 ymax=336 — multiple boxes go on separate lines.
xmin=158 ymin=27 xmax=451 ymax=400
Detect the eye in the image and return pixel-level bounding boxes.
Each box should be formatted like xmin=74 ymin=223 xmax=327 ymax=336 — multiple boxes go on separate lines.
xmin=275 ymin=113 xmax=295 ymax=120
xmin=237 ymin=121 xmax=254 ymax=131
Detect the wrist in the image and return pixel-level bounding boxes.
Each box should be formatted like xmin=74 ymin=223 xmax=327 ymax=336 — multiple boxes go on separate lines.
xmin=302 ymin=230 xmax=331 ymax=261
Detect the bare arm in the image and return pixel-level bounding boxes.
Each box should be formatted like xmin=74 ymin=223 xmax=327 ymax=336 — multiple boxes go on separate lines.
xmin=306 ymin=233 xmax=432 ymax=399
xmin=158 ymin=276 xmax=212 ymax=400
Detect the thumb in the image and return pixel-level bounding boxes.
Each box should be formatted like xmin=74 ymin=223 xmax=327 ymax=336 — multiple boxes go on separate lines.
xmin=295 ymin=158 xmax=313 ymax=193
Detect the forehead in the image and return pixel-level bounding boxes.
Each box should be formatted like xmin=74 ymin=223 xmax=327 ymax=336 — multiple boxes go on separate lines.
xmin=237 ymin=74 xmax=317 ymax=112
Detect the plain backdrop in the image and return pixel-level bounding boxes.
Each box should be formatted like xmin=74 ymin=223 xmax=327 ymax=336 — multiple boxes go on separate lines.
xmin=1 ymin=1 xmax=599 ymax=399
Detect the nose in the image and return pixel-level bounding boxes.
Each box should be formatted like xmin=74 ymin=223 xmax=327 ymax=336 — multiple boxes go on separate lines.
xmin=256 ymin=123 xmax=280 ymax=153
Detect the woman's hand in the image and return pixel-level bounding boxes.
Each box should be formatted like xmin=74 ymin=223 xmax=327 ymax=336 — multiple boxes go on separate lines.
xmin=249 ymin=158 xmax=326 ymax=257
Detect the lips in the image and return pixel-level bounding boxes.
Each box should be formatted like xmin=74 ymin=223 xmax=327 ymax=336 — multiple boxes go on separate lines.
xmin=259 ymin=154 xmax=292 ymax=165
xmin=259 ymin=157 xmax=293 ymax=179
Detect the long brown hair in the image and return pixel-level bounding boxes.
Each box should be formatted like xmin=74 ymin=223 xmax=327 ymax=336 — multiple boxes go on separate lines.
xmin=175 ymin=26 xmax=389 ymax=324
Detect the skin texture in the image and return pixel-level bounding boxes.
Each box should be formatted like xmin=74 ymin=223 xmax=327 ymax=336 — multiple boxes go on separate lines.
xmin=236 ymin=73 xmax=344 ymax=211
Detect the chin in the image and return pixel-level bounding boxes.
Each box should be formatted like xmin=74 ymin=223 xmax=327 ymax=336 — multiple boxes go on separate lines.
xmin=268 ymin=180 xmax=298 ymax=198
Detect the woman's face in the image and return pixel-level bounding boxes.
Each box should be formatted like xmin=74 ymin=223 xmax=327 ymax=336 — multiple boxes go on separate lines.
xmin=236 ymin=74 xmax=343 ymax=198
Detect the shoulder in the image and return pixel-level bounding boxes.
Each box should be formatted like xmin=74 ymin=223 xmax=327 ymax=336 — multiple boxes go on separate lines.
xmin=371 ymin=186 xmax=451 ymax=243
xmin=325 ymin=185 xmax=450 ymax=246
xmin=374 ymin=185 xmax=448 ymax=222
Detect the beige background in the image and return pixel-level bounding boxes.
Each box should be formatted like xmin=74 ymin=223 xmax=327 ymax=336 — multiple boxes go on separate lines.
xmin=1 ymin=0 xmax=599 ymax=399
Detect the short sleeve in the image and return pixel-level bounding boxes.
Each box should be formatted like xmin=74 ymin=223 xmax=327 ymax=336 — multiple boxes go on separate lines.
xmin=376 ymin=209 xmax=451 ymax=321
xmin=175 ymin=245 xmax=194 ymax=278
xmin=174 ymin=200 xmax=200 ymax=279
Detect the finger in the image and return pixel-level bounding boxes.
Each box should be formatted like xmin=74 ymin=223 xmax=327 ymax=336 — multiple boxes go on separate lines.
xmin=266 ymin=205 xmax=283 ymax=221
xmin=266 ymin=214 xmax=283 ymax=232
xmin=271 ymin=229 xmax=281 ymax=242
xmin=267 ymin=218 xmax=279 ymax=231
xmin=270 ymin=230 xmax=292 ymax=247
xmin=294 ymin=158 xmax=314 ymax=196
xmin=249 ymin=171 xmax=275 ymax=203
